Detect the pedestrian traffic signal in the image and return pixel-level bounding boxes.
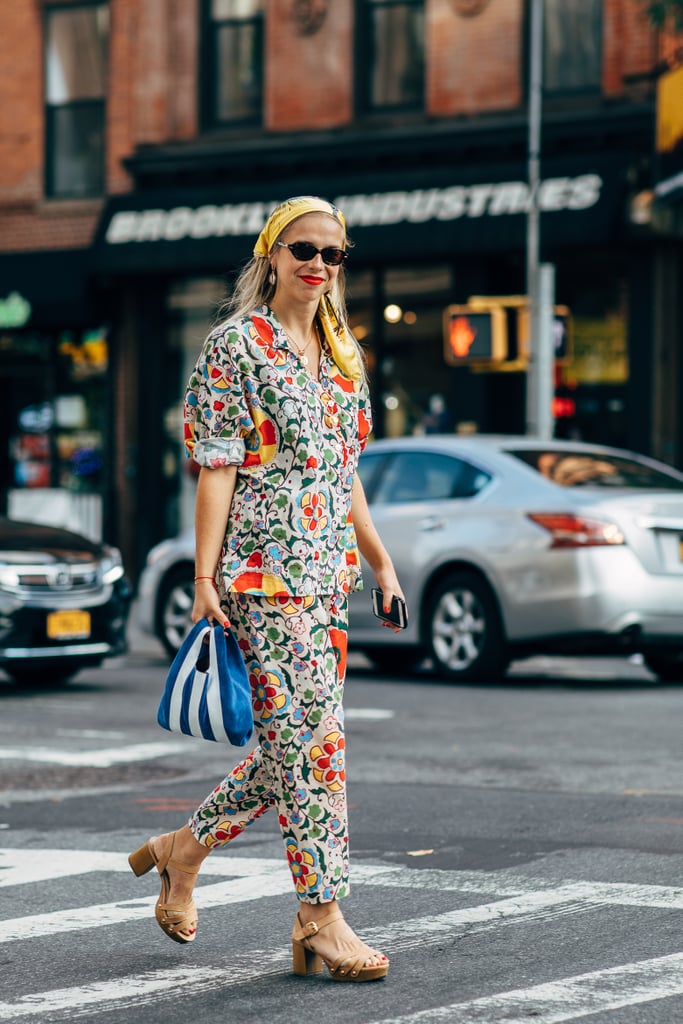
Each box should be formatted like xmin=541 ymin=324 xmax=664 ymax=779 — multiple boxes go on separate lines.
xmin=517 ymin=304 xmax=572 ymax=363
xmin=443 ymin=305 xmax=508 ymax=365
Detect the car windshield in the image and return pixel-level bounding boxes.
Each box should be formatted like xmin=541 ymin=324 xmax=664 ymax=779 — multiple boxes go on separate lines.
xmin=506 ymin=448 xmax=683 ymax=490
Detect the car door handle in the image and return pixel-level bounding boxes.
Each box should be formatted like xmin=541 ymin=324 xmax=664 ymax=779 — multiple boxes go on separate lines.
xmin=418 ymin=515 xmax=445 ymax=532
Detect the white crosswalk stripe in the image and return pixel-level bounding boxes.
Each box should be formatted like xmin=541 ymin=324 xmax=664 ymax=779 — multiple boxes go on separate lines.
xmin=0 ymin=848 xmax=682 ymax=1021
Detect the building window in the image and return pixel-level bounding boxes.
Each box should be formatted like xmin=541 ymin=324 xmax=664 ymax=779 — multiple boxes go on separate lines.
xmin=45 ymin=4 xmax=109 ymax=199
xmin=359 ymin=0 xmax=425 ymax=112
xmin=543 ymin=0 xmax=602 ymax=93
xmin=202 ymin=0 xmax=264 ymax=129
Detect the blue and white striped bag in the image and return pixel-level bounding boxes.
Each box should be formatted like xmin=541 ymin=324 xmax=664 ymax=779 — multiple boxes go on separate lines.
xmin=157 ymin=618 xmax=253 ymax=746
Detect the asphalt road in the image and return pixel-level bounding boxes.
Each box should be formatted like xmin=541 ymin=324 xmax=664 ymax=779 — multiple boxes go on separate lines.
xmin=1 ymin=624 xmax=682 ymax=1024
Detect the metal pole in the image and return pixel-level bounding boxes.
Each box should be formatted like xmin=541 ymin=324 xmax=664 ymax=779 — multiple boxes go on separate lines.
xmin=526 ymin=0 xmax=543 ymax=436
xmin=536 ymin=262 xmax=556 ymax=440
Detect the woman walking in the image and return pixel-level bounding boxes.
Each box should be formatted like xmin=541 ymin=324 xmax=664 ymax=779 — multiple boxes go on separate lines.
xmin=129 ymin=196 xmax=404 ymax=981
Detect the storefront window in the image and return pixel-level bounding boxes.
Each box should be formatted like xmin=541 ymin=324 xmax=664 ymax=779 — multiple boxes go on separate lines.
xmin=359 ymin=0 xmax=425 ymax=112
xmin=2 ymin=327 xmax=108 ymax=538
xmin=346 ymin=266 xmax=453 ymax=438
xmin=202 ymin=0 xmax=264 ymax=128
xmin=45 ymin=4 xmax=109 ymax=198
xmin=168 ymin=277 xmax=229 ymax=535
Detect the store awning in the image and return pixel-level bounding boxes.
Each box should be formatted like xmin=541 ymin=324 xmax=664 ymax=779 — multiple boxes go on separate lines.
xmin=92 ymin=156 xmax=630 ymax=276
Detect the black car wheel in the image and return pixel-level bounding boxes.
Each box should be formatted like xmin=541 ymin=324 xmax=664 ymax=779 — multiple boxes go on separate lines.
xmin=156 ymin=566 xmax=195 ymax=658
xmin=426 ymin=570 xmax=507 ymax=682
xmin=644 ymin=650 xmax=683 ymax=682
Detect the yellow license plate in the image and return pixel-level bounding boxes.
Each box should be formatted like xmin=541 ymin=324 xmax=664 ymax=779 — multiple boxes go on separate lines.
xmin=47 ymin=610 xmax=91 ymax=640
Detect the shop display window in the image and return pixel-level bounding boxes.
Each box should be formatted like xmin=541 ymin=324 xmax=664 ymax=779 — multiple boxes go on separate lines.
xmin=3 ymin=327 xmax=108 ymax=499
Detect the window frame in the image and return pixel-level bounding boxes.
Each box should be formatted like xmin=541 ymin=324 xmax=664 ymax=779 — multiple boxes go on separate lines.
xmin=541 ymin=0 xmax=603 ymax=97
xmin=199 ymin=0 xmax=264 ymax=131
xmin=355 ymin=0 xmax=426 ymax=116
xmin=43 ymin=1 xmax=108 ymax=200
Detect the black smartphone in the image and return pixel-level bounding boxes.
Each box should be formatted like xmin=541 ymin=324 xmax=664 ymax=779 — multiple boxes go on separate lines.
xmin=371 ymin=588 xmax=408 ymax=629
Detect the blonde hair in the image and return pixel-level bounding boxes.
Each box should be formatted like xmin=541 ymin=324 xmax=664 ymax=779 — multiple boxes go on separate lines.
xmin=213 ymin=218 xmax=367 ymax=382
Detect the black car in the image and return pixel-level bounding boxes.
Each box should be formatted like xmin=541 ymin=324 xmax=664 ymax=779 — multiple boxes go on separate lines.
xmin=0 ymin=517 xmax=131 ymax=684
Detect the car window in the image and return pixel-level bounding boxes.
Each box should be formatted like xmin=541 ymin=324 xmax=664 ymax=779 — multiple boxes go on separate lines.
xmin=357 ymin=451 xmax=386 ymax=499
xmin=507 ymin=448 xmax=683 ymax=490
xmin=371 ymin=452 xmax=491 ymax=504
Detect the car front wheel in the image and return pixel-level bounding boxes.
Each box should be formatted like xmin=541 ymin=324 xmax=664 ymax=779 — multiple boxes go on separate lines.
xmin=156 ymin=566 xmax=195 ymax=658
xmin=426 ymin=571 xmax=507 ymax=682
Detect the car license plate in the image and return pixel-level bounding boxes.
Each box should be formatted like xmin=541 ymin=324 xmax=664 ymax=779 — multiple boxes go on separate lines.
xmin=47 ymin=610 xmax=91 ymax=640
xmin=680 ymin=538 xmax=683 ymax=561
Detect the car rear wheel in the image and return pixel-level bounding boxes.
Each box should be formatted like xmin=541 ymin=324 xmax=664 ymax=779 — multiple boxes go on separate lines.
xmin=427 ymin=571 xmax=507 ymax=682
xmin=643 ymin=650 xmax=683 ymax=682
xmin=156 ymin=566 xmax=195 ymax=658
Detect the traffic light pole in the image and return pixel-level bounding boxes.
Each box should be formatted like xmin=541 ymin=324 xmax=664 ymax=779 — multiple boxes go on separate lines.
xmin=525 ymin=0 xmax=555 ymax=440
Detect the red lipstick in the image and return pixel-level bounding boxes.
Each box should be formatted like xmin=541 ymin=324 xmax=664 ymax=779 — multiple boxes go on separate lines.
xmin=301 ymin=275 xmax=324 ymax=285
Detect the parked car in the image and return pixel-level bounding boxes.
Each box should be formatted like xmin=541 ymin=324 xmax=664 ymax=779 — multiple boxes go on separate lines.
xmin=0 ymin=517 xmax=131 ymax=684
xmin=137 ymin=436 xmax=683 ymax=682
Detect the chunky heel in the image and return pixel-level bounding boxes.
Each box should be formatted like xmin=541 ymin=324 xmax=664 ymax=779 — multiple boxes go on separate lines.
xmin=128 ymin=833 xmax=200 ymax=944
xmin=128 ymin=841 xmax=155 ymax=877
xmin=292 ymin=938 xmax=323 ymax=976
xmin=291 ymin=910 xmax=389 ymax=982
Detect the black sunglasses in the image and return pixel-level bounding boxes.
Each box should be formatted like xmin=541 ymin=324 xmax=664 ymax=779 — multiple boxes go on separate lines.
xmin=276 ymin=241 xmax=348 ymax=266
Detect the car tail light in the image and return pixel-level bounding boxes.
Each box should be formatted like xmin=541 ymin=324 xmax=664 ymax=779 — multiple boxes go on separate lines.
xmin=527 ymin=513 xmax=625 ymax=548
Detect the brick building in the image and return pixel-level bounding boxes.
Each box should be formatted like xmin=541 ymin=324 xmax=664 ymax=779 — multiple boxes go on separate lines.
xmin=0 ymin=0 xmax=681 ymax=579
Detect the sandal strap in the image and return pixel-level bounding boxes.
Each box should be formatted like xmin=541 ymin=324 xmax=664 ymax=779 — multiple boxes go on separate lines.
xmin=158 ymin=901 xmax=197 ymax=918
xmin=166 ymin=857 xmax=200 ymax=875
xmin=153 ymin=834 xmax=201 ymax=876
xmin=329 ymin=951 xmax=370 ymax=978
xmin=292 ymin=908 xmax=343 ymax=943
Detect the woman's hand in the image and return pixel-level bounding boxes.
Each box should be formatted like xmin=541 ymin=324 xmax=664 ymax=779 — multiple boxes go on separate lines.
xmin=192 ymin=579 xmax=231 ymax=630
xmin=351 ymin=474 xmax=406 ymax=633
xmin=374 ymin=566 xmax=407 ymax=632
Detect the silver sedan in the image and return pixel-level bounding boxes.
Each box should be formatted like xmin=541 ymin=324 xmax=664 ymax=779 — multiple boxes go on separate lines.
xmin=137 ymin=436 xmax=683 ymax=682
xmin=349 ymin=435 xmax=683 ymax=681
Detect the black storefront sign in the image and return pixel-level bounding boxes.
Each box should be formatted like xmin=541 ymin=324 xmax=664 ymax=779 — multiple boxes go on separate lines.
xmin=92 ymin=155 xmax=630 ymax=276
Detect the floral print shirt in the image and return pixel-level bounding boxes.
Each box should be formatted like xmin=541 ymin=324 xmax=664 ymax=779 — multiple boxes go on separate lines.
xmin=184 ymin=305 xmax=372 ymax=597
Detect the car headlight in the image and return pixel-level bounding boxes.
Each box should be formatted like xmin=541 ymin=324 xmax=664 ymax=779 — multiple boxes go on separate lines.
xmin=0 ymin=565 xmax=20 ymax=589
xmin=100 ymin=545 xmax=125 ymax=584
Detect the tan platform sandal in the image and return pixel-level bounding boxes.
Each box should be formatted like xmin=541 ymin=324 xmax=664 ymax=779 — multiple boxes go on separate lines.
xmin=128 ymin=834 xmax=200 ymax=945
xmin=292 ymin=908 xmax=389 ymax=982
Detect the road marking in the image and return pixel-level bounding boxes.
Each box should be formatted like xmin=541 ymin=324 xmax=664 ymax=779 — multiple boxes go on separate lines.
xmin=374 ymin=953 xmax=683 ymax=1023
xmin=0 ymin=741 xmax=195 ymax=767
xmin=0 ymin=959 xmax=287 ymax=1021
xmin=345 ymin=707 xmax=395 ymax=720
xmin=0 ymin=850 xmax=682 ymax=1021
xmin=0 ymin=849 xmax=285 ymax=888
xmin=0 ymin=927 xmax=681 ymax=1021
xmin=2 ymin=850 xmax=683 ymax=944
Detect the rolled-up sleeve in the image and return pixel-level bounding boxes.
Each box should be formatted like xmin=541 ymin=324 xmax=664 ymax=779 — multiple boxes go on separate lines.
xmin=183 ymin=328 xmax=253 ymax=469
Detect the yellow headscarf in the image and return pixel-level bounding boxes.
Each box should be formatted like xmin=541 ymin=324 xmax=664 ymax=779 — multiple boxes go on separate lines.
xmin=253 ymin=196 xmax=362 ymax=384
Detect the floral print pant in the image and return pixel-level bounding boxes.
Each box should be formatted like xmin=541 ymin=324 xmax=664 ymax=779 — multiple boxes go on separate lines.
xmin=188 ymin=591 xmax=350 ymax=903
